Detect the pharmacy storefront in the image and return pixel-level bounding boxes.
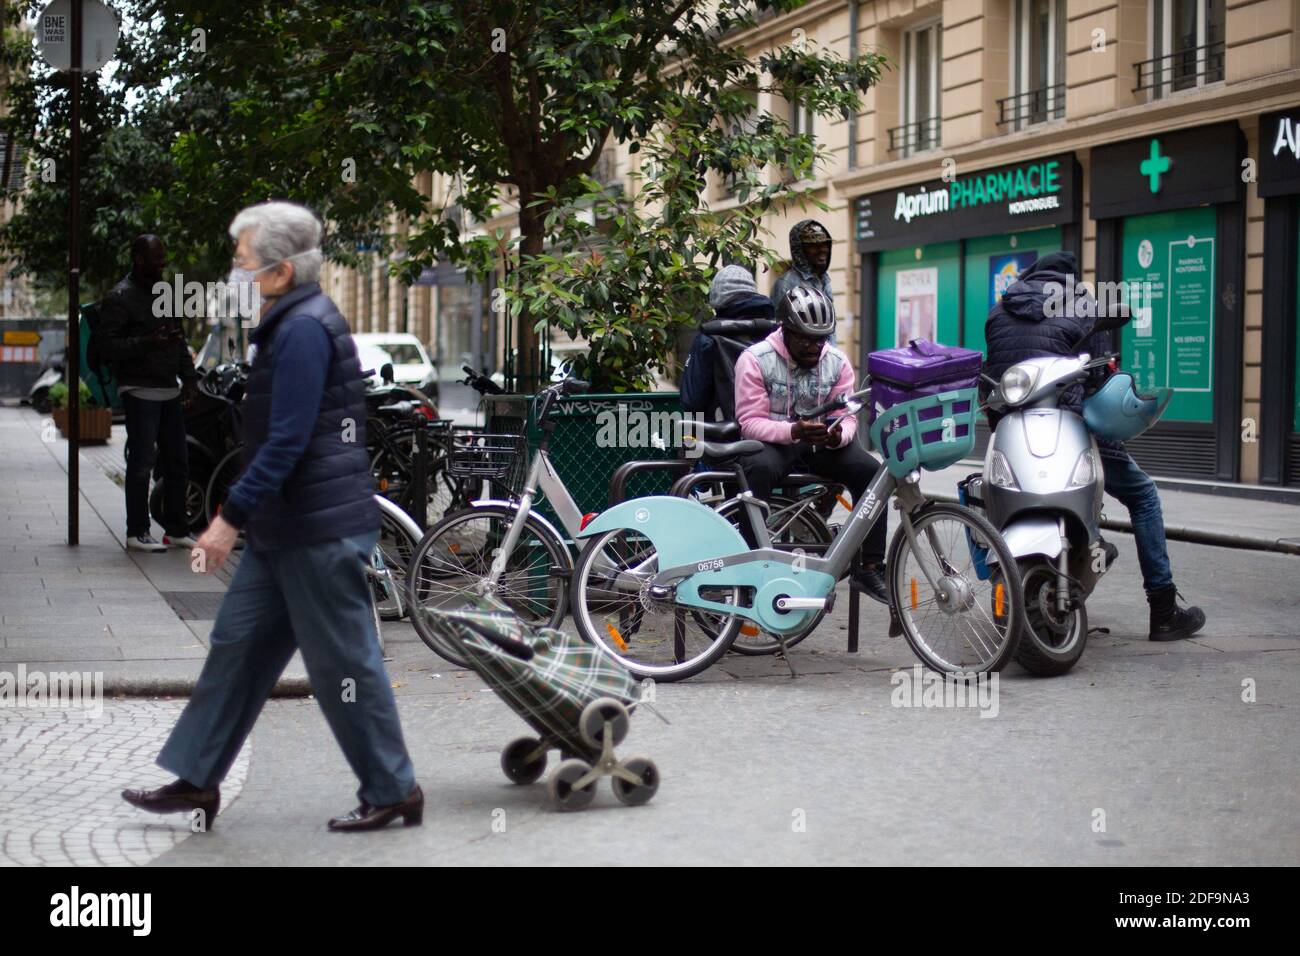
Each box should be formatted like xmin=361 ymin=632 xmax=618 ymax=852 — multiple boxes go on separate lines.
xmin=854 ymin=153 xmax=1082 ymax=454
xmin=1258 ymin=107 xmax=1300 ymax=487
xmin=1091 ymin=122 xmax=1246 ymax=481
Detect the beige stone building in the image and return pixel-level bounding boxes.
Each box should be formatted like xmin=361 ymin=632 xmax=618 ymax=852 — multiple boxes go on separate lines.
xmin=325 ymin=0 xmax=1300 ymax=485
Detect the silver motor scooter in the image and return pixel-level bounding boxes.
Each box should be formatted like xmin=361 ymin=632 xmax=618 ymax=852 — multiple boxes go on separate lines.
xmin=965 ymin=311 xmax=1140 ymax=675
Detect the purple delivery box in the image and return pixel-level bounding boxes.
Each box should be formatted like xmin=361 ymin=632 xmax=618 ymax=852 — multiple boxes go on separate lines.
xmin=867 ymin=339 xmax=983 ymax=447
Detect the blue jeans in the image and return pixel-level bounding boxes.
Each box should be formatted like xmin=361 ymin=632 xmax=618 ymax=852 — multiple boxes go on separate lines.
xmin=1101 ymin=449 xmax=1173 ymax=594
xmin=157 ymin=530 xmax=417 ymax=806
xmin=123 ymin=393 xmax=189 ymax=538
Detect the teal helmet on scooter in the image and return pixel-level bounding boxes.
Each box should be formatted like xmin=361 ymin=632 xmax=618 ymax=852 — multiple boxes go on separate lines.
xmin=1082 ymin=372 xmax=1173 ymax=442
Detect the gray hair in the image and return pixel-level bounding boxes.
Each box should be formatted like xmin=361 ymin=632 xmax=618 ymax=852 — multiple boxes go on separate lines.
xmin=228 ymin=201 xmax=323 ymax=288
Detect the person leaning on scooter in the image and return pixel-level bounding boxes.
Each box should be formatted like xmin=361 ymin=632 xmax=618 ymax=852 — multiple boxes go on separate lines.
xmin=734 ymin=285 xmax=890 ymax=602
xmin=983 ymin=251 xmax=1206 ymax=642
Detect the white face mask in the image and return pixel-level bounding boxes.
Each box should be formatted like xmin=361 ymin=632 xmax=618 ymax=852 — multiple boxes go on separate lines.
xmin=226 ymin=249 xmax=318 ymax=322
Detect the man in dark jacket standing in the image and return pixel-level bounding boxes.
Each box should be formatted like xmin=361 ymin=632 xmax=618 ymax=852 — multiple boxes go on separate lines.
xmin=770 ymin=219 xmax=833 ymax=306
xmin=122 ymin=202 xmax=421 ymax=831
xmin=983 ymin=251 xmax=1206 ymax=642
xmin=99 ymin=235 xmax=201 ymax=552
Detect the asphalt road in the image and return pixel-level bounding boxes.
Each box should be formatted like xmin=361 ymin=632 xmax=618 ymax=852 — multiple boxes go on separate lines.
xmin=147 ymin=534 xmax=1300 ymax=866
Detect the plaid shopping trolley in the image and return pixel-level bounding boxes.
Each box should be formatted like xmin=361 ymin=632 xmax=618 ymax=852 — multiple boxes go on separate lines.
xmin=425 ymin=596 xmax=661 ymax=811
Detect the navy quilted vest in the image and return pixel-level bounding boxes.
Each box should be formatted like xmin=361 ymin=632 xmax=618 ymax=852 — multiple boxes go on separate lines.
xmin=241 ymin=283 xmax=377 ymax=549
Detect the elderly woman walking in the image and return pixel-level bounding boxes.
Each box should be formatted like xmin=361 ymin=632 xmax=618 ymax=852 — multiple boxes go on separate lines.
xmin=122 ymin=201 xmax=422 ymax=832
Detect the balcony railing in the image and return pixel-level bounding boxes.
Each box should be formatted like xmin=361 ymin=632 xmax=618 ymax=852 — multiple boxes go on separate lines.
xmin=996 ymin=84 xmax=1065 ymax=128
xmin=887 ymin=116 xmax=941 ymax=156
xmin=1134 ymin=39 xmax=1225 ymax=95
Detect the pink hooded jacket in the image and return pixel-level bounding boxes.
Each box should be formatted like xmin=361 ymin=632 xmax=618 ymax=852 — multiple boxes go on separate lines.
xmin=734 ymin=328 xmax=858 ymax=448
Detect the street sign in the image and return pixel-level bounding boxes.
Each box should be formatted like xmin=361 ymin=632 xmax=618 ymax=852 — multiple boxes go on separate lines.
xmin=37 ymin=0 xmax=119 ymax=73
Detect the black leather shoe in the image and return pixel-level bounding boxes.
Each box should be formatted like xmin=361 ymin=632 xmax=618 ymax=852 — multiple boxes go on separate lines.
xmin=853 ymin=565 xmax=889 ymax=605
xmin=328 ymin=785 xmax=424 ymax=832
xmin=122 ymin=779 xmax=220 ymax=824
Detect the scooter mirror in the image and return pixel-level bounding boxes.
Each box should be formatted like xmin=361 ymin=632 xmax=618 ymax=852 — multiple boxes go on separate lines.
xmin=1071 ymin=303 xmax=1132 ymax=350
xmin=381 ymin=362 xmax=395 ymax=384
xmin=1090 ymin=302 xmax=1133 ymax=335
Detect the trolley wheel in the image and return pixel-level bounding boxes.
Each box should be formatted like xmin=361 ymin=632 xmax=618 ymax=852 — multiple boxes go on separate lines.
xmin=500 ymin=737 xmax=548 ymax=785
xmin=611 ymin=757 xmax=659 ymax=807
xmin=578 ymin=698 xmax=630 ymax=750
xmin=548 ymin=759 xmax=597 ymax=811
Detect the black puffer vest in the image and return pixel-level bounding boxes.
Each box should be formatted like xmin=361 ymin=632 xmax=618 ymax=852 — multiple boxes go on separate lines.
xmin=241 ymin=283 xmax=377 ymax=549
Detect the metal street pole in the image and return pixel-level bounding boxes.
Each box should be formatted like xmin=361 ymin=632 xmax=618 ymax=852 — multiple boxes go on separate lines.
xmin=66 ymin=0 xmax=82 ymax=546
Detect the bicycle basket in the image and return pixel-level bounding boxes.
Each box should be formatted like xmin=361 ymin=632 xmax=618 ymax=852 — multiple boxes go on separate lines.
xmin=868 ymin=387 xmax=978 ymax=478
xmin=447 ymin=429 xmax=526 ymax=481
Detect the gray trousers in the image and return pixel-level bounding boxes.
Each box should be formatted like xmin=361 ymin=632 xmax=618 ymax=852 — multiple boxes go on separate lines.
xmin=157 ymin=530 xmax=416 ymax=806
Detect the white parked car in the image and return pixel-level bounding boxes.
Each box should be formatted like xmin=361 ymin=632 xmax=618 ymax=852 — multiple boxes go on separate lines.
xmin=352 ymin=333 xmax=436 ymax=388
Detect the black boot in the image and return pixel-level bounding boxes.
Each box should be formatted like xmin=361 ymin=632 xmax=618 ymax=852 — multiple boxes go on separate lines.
xmin=1148 ymin=585 xmax=1206 ymax=642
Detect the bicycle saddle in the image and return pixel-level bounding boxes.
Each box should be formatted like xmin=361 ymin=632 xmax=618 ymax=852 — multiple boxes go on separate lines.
xmin=699 ymin=438 xmax=764 ymax=458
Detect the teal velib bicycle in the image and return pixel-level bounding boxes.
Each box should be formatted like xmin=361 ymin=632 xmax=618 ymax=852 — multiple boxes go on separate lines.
xmin=568 ymin=386 xmax=1025 ymax=681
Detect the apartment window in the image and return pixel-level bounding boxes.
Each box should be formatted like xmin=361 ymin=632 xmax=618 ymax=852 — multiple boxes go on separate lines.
xmin=1138 ymin=0 xmax=1225 ymax=97
xmin=790 ymin=97 xmax=814 ymax=139
xmin=1000 ymin=0 xmax=1066 ymax=129
xmin=719 ymin=90 xmax=759 ymax=199
xmin=892 ymin=21 xmax=942 ymax=157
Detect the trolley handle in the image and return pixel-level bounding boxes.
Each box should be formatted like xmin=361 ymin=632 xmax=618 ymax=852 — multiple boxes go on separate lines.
xmin=456 ymin=616 xmax=536 ymax=660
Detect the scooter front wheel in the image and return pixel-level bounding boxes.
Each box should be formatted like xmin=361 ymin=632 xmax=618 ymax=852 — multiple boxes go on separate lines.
xmin=887 ymin=503 xmax=1024 ymax=674
xmin=1014 ymin=559 xmax=1088 ymax=676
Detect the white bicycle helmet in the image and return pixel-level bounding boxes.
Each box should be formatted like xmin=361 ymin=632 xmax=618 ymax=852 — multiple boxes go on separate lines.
xmin=777 ymin=285 xmax=836 ymax=339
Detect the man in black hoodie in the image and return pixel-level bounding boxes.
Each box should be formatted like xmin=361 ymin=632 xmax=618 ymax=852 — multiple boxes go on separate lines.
xmin=984 ymin=251 xmax=1206 ymax=642
xmin=99 ymin=235 xmax=201 ymax=553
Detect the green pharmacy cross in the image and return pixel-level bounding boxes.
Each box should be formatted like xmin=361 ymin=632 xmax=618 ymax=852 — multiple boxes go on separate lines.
xmin=1140 ymin=139 xmax=1170 ymax=194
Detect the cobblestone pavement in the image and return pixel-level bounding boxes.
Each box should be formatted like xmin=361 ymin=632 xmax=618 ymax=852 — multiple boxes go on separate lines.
xmin=0 ymin=701 xmax=249 ymax=866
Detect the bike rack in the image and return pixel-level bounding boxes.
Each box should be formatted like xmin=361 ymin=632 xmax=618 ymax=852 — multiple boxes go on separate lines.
xmin=607 ymin=459 xmax=694 ymax=507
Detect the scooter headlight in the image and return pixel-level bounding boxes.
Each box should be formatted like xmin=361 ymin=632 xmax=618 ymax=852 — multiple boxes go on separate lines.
xmin=999 ymin=364 xmax=1038 ymax=405
xmin=1069 ymin=448 xmax=1096 ymax=487
xmin=988 ymin=450 xmax=1020 ymax=490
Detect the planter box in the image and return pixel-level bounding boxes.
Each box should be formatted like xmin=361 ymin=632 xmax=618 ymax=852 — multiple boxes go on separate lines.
xmin=52 ymin=407 xmax=113 ymax=444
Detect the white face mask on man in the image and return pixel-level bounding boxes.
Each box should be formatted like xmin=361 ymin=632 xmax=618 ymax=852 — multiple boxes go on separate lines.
xmin=226 ymin=249 xmax=319 ymax=321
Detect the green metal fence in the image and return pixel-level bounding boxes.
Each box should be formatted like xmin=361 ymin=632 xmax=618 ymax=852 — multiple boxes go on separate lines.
xmin=486 ymin=391 xmax=687 ymax=535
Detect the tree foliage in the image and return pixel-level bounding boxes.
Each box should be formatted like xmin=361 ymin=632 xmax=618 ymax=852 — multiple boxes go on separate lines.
xmin=2 ymin=1 xmax=887 ymax=389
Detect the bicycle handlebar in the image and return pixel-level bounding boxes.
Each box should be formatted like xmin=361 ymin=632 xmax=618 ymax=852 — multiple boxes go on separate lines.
xmin=461 ymin=365 xmax=505 ymax=395
xmin=797 ymin=386 xmax=872 ymax=421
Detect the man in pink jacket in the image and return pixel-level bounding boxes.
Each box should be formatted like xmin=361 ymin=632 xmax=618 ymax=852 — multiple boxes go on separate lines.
xmin=734 ymin=286 xmax=889 ymax=602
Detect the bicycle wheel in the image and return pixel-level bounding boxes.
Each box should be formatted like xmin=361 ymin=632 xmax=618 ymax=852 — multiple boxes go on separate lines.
xmin=570 ymin=527 xmax=743 ymax=682
xmin=406 ymin=504 xmax=570 ymax=668
xmin=205 ymin=447 xmax=244 ymax=524
xmin=374 ymin=506 xmax=420 ymax=620
xmin=365 ymin=571 xmax=386 ymax=655
xmin=887 ymin=502 xmax=1023 ymax=674
xmin=717 ymin=493 xmax=832 ymax=656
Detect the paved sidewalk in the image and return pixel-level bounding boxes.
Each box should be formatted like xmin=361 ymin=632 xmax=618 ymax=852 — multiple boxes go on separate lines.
xmin=0 ymin=406 xmax=309 ymax=693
